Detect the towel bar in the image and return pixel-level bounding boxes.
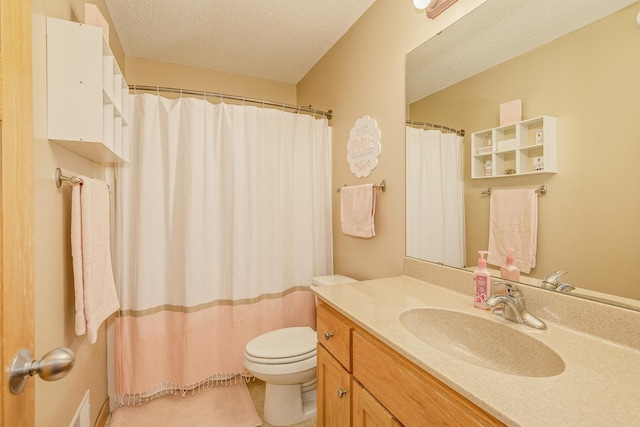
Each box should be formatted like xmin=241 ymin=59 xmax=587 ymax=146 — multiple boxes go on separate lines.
xmin=337 ymin=179 xmax=386 ymax=193
xmin=482 ymin=185 xmax=547 ymax=196
xmin=55 ymin=168 xmax=83 ymax=188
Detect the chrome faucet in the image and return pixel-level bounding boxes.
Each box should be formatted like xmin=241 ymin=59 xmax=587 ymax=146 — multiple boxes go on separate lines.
xmin=541 ymin=271 xmax=575 ymax=293
xmin=485 ymin=281 xmax=547 ymax=330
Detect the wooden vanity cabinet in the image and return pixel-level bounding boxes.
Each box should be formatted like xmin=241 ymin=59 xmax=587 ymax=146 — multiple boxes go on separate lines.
xmin=353 ymin=330 xmax=503 ymax=426
xmin=316 ymin=300 xmax=504 ymax=427
xmin=317 ymin=301 xmax=353 ymax=426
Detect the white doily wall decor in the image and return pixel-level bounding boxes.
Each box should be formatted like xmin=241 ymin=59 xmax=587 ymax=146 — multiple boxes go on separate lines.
xmin=346 ymin=116 xmax=382 ymax=178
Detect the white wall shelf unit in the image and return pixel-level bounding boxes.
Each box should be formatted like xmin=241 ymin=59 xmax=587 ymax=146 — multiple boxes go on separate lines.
xmin=470 ymin=116 xmax=556 ymax=179
xmin=46 ymin=17 xmax=129 ymax=164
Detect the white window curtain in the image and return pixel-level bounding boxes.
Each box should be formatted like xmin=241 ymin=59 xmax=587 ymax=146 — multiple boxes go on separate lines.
xmin=405 ymin=127 xmax=465 ymax=268
xmin=113 ymin=94 xmax=333 ymax=403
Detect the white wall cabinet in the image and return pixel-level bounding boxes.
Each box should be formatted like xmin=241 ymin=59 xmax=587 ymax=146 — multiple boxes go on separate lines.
xmin=47 ymin=17 xmax=129 ymax=163
xmin=471 ymin=116 xmax=556 ymax=179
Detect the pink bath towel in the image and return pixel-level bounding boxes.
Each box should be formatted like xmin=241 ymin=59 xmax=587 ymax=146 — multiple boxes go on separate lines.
xmin=340 ymin=184 xmax=376 ymax=238
xmin=71 ymin=176 xmax=120 ymax=344
xmin=487 ymin=188 xmax=538 ymax=274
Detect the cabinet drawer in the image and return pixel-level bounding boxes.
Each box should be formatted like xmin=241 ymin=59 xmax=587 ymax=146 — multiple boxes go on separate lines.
xmin=317 ymin=301 xmax=353 ymax=371
xmin=353 ymin=330 xmax=503 ymax=427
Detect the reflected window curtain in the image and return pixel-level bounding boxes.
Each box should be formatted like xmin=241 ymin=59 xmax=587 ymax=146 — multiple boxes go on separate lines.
xmin=113 ymin=94 xmax=333 ymax=404
xmin=406 ymin=127 xmax=465 ymax=267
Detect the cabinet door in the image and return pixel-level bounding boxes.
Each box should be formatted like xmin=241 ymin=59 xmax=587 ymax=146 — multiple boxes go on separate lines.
xmin=353 ymin=381 xmax=402 ymax=427
xmin=317 ymin=344 xmax=351 ymax=427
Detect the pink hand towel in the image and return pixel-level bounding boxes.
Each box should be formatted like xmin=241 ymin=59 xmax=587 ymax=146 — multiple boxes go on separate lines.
xmin=340 ymin=184 xmax=376 ymax=238
xmin=487 ymin=188 xmax=538 ymax=274
xmin=71 ymin=176 xmax=120 ymax=344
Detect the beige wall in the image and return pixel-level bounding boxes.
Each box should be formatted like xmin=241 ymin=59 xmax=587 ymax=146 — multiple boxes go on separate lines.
xmin=32 ymin=1 xmax=122 ymax=426
xmin=125 ymin=57 xmax=297 ymax=105
xmin=297 ymin=0 xmax=486 ymax=280
xmin=409 ymin=4 xmax=640 ymax=300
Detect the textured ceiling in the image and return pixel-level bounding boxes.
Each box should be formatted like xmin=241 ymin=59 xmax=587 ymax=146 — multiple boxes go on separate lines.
xmin=104 ymin=0 xmax=375 ymax=84
xmin=406 ymin=0 xmax=639 ymax=104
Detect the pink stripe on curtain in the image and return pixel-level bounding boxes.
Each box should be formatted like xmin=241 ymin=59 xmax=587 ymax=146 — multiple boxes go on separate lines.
xmin=115 ymin=289 xmax=316 ymax=401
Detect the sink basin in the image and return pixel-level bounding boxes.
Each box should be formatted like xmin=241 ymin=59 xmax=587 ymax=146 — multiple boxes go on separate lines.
xmin=400 ymin=308 xmax=565 ymax=377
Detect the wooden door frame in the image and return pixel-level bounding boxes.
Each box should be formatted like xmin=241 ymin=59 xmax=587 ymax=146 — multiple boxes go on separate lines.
xmin=1 ymin=0 xmax=36 ymax=425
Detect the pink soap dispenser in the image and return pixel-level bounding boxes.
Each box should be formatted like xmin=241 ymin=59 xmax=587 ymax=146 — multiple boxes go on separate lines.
xmin=500 ymin=248 xmax=520 ymax=281
xmin=474 ymin=251 xmax=491 ymax=309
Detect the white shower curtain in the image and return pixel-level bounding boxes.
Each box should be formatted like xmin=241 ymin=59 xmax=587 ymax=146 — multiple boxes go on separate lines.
xmin=114 ymin=94 xmax=333 ymax=403
xmin=406 ymin=127 xmax=465 ymax=267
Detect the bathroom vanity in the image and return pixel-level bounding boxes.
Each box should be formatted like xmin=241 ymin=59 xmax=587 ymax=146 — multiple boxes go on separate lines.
xmin=313 ymin=259 xmax=640 ymax=426
xmin=317 ymin=301 xmax=501 ymax=426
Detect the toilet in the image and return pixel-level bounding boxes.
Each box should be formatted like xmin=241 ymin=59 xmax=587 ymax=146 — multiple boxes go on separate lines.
xmin=244 ymin=274 xmax=357 ymax=426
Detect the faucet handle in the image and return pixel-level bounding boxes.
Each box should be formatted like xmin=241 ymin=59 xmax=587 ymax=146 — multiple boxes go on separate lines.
xmin=542 ymin=270 xmax=568 ymax=287
xmin=505 ymin=283 xmax=522 ymax=298
xmin=491 ymin=280 xmax=521 ymax=297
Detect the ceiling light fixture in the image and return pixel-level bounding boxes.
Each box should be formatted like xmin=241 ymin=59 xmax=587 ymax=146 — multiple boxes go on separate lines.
xmin=413 ymin=0 xmax=459 ymax=19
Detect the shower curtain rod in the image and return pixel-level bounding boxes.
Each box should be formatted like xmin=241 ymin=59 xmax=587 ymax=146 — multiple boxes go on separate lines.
xmin=130 ymin=85 xmax=333 ymax=120
xmin=406 ymin=120 xmax=465 ymax=137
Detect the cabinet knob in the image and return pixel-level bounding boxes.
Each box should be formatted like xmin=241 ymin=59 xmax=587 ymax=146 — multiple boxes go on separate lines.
xmin=324 ymin=331 xmax=333 ymax=340
xmin=337 ymin=388 xmax=348 ymax=398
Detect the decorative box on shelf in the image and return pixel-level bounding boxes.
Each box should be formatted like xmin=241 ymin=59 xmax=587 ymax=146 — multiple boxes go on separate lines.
xmin=470 ymin=116 xmax=557 ymax=179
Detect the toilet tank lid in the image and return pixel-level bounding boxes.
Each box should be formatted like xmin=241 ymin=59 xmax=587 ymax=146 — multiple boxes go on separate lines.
xmin=311 ymin=274 xmax=357 ymax=287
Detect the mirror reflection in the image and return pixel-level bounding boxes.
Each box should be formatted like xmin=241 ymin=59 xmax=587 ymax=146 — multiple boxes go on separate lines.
xmin=406 ymin=0 xmax=640 ymax=309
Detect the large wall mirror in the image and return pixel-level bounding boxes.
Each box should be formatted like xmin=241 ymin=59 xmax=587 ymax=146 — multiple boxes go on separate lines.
xmin=406 ymin=0 xmax=640 ymax=310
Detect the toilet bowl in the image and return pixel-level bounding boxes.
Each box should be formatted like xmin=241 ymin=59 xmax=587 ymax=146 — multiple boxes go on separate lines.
xmin=243 ymin=274 xmax=356 ymax=426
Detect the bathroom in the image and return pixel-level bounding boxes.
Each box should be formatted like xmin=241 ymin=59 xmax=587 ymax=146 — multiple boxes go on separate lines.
xmin=4 ymin=0 xmax=639 ymax=425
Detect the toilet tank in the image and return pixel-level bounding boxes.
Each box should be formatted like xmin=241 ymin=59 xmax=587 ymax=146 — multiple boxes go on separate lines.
xmin=311 ymin=274 xmax=357 ymax=288
xmin=311 ymin=274 xmax=357 ymax=317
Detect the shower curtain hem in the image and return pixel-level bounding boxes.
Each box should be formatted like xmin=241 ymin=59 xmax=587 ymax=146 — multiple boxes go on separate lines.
xmin=116 ymin=372 xmax=254 ymax=406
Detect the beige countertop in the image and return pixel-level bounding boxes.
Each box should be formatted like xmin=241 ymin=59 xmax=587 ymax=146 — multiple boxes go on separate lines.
xmin=312 ymin=275 xmax=640 ymax=427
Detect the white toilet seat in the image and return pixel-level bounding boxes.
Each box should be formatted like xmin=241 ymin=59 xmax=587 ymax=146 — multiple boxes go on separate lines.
xmin=245 ymin=348 xmax=316 ymax=364
xmin=245 ymin=326 xmax=317 ymax=364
